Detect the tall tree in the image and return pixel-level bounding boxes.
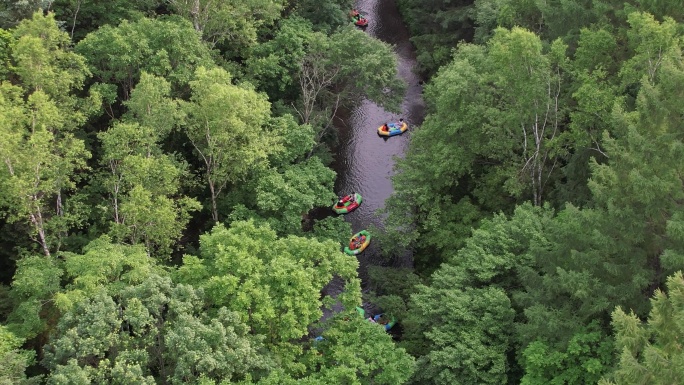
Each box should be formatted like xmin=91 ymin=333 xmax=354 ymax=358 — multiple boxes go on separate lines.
xmin=402 ymin=204 xmax=551 ymax=383
xmin=227 ymin=114 xmax=338 ymax=235
xmin=0 ymin=12 xmax=97 ymax=256
xmin=165 ymin=0 xmax=284 ymax=55
xmin=97 ymin=73 xmax=199 ymax=255
xmin=75 ymin=16 xmax=215 ymax=101
xmin=181 ymin=66 xmax=277 ymax=222
xmin=0 ymin=325 xmax=40 ymax=384
xmin=386 ymin=27 xmax=568 ymax=270
xmin=516 ymin=13 xmax=684 ymax=378
xmin=295 ymin=27 xmax=406 ymax=127
xmin=175 ymin=220 xmax=361 ymax=347
xmin=50 ymin=0 xmax=161 ymax=41
xmin=600 ymin=271 xmax=684 ymax=385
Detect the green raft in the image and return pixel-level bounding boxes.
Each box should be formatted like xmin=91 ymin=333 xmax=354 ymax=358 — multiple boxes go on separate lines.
xmin=344 ymin=230 xmax=371 ymax=255
xmin=332 ymin=193 xmax=362 ymax=214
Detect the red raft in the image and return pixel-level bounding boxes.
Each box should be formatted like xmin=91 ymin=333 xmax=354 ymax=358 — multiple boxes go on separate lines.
xmin=332 ymin=193 xmax=362 ymax=214
xmin=350 ymin=9 xmax=368 ymax=27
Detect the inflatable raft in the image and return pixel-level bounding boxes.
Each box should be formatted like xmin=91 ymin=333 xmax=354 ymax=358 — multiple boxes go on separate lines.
xmin=350 ymin=9 xmax=368 ymax=27
xmin=344 ymin=230 xmax=371 ymax=255
xmin=378 ymin=121 xmax=408 ymax=137
xmin=333 ymin=193 xmax=362 ymax=214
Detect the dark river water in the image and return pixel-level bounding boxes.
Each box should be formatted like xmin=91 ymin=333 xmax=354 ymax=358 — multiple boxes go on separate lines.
xmin=330 ymin=0 xmax=425 ymax=286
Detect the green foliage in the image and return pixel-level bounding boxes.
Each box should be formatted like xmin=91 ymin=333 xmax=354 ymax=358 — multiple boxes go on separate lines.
xmin=0 ymin=28 xmax=12 ymax=80
xmin=245 ymin=16 xmax=314 ymax=102
xmin=253 ymin=157 xmax=336 ymax=234
xmin=387 ymin=27 xmax=568 ymax=271
xmin=0 ymin=325 xmax=41 ymax=384
xmin=0 ymin=0 xmax=51 ymax=28
xmin=58 ymin=236 xmax=156 ymax=306
xmin=619 ymin=12 xmax=680 ymax=90
xmin=182 ymin=66 xmax=278 ymax=222
xmin=51 ymin=0 xmax=162 ymax=41
xmin=43 ymin=270 xmax=270 ymax=384
xmin=471 ymin=0 xmax=621 ymax=50
xmin=266 ymin=114 xmax=316 ymax=166
xmin=11 ymin=12 xmax=90 ymax=106
xmin=365 ymin=266 xmax=423 ymax=321
xmin=0 ymin=12 xmax=97 ymax=256
xmin=123 ymin=72 xmax=182 ymax=138
xmin=601 ymin=271 xmax=684 ymax=385
xmin=515 ymin=38 xmax=684 ymax=374
xmin=293 ymin=26 xmax=405 ymax=131
xmin=167 ymin=0 xmax=284 ymax=55
xmin=408 ymin=285 xmax=515 ymax=385
xmin=306 ymin=315 xmax=416 ymax=384
xmin=310 ymin=216 xmax=352 ymax=246
xmin=292 ymin=0 xmax=351 ymax=33
xmin=521 ymin=326 xmax=614 ymax=385
xmin=397 ymin=0 xmax=475 ymax=77
xmin=75 ymin=16 xmax=215 ymax=100
xmin=176 ymin=220 xmax=361 ymax=345
xmin=400 ymin=204 xmax=551 ymax=383
xmin=164 ymin=308 xmax=271 ymax=384
xmin=323 ymin=27 xmax=406 ymax=113
xmin=94 ymin=73 xmax=200 ymax=255
xmin=5 ymin=255 xmax=62 ymax=339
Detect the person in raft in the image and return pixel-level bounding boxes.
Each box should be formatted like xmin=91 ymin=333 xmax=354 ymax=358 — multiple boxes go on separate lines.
xmin=350 ymin=9 xmax=360 ymax=18
xmin=351 ymin=234 xmax=365 ymax=249
xmin=382 ymin=122 xmax=389 ymax=131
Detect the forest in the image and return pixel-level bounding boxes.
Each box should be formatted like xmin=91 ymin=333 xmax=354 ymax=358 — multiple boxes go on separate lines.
xmin=0 ymin=0 xmax=683 ymax=383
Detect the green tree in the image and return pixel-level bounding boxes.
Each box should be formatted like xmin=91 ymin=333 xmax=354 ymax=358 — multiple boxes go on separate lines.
xmin=408 ymin=284 xmax=515 ymax=385
xmin=176 ymin=220 xmax=361 ymax=347
xmin=291 ymin=0 xmax=350 ymax=33
xmin=51 ymin=0 xmax=161 ymax=41
xmin=166 ymin=0 xmax=284 ymax=55
xmin=600 ymin=271 xmax=684 ymax=385
xmin=397 ymin=0 xmax=475 ymax=76
xmin=75 ymin=16 xmax=215 ymax=100
xmin=0 ymin=325 xmax=41 ymax=384
xmin=0 ymin=0 xmax=51 ymax=28
xmin=0 ymin=12 xmax=96 ymax=256
xmin=401 ymin=204 xmax=550 ymax=384
xmin=619 ymin=12 xmax=680 ymax=91
xmin=43 ymin=276 xmax=270 ymax=384
xmin=516 ymin=20 xmax=684 ymax=375
xmin=387 ymin=27 xmax=568 ymax=270
xmin=295 ymin=27 xmax=406 ymax=128
xmin=304 ymin=315 xmax=416 ymax=384
xmin=181 ymin=66 xmax=277 ymax=222
xmin=245 ymin=16 xmax=314 ymax=103
xmin=0 ymin=28 xmax=12 ymax=80
xmin=521 ymin=325 xmax=614 ymax=385
xmin=96 ymin=73 xmax=199 ymax=255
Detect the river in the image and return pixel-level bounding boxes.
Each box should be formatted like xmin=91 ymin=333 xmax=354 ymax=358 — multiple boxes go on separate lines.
xmin=332 ymin=0 xmax=425 ymax=285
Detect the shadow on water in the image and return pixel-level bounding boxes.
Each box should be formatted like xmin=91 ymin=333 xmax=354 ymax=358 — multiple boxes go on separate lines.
xmin=318 ymin=0 xmax=425 ymax=316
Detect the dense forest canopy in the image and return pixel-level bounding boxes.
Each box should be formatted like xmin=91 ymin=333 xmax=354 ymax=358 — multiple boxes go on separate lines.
xmin=0 ymin=0 xmax=683 ymax=383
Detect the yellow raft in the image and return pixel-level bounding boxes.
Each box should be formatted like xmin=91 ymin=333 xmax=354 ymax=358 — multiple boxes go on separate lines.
xmin=377 ymin=121 xmax=408 ymax=137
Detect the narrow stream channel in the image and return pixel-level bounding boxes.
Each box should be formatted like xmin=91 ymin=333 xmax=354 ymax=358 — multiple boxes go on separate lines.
xmin=332 ymin=0 xmax=425 ymax=284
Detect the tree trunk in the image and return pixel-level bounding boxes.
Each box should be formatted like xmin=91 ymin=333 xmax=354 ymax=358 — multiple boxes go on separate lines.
xmin=209 ymin=179 xmax=218 ymax=223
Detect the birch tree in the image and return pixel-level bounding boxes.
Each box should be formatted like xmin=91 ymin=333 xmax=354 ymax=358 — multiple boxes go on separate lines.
xmin=181 ymin=66 xmax=275 ymax=222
